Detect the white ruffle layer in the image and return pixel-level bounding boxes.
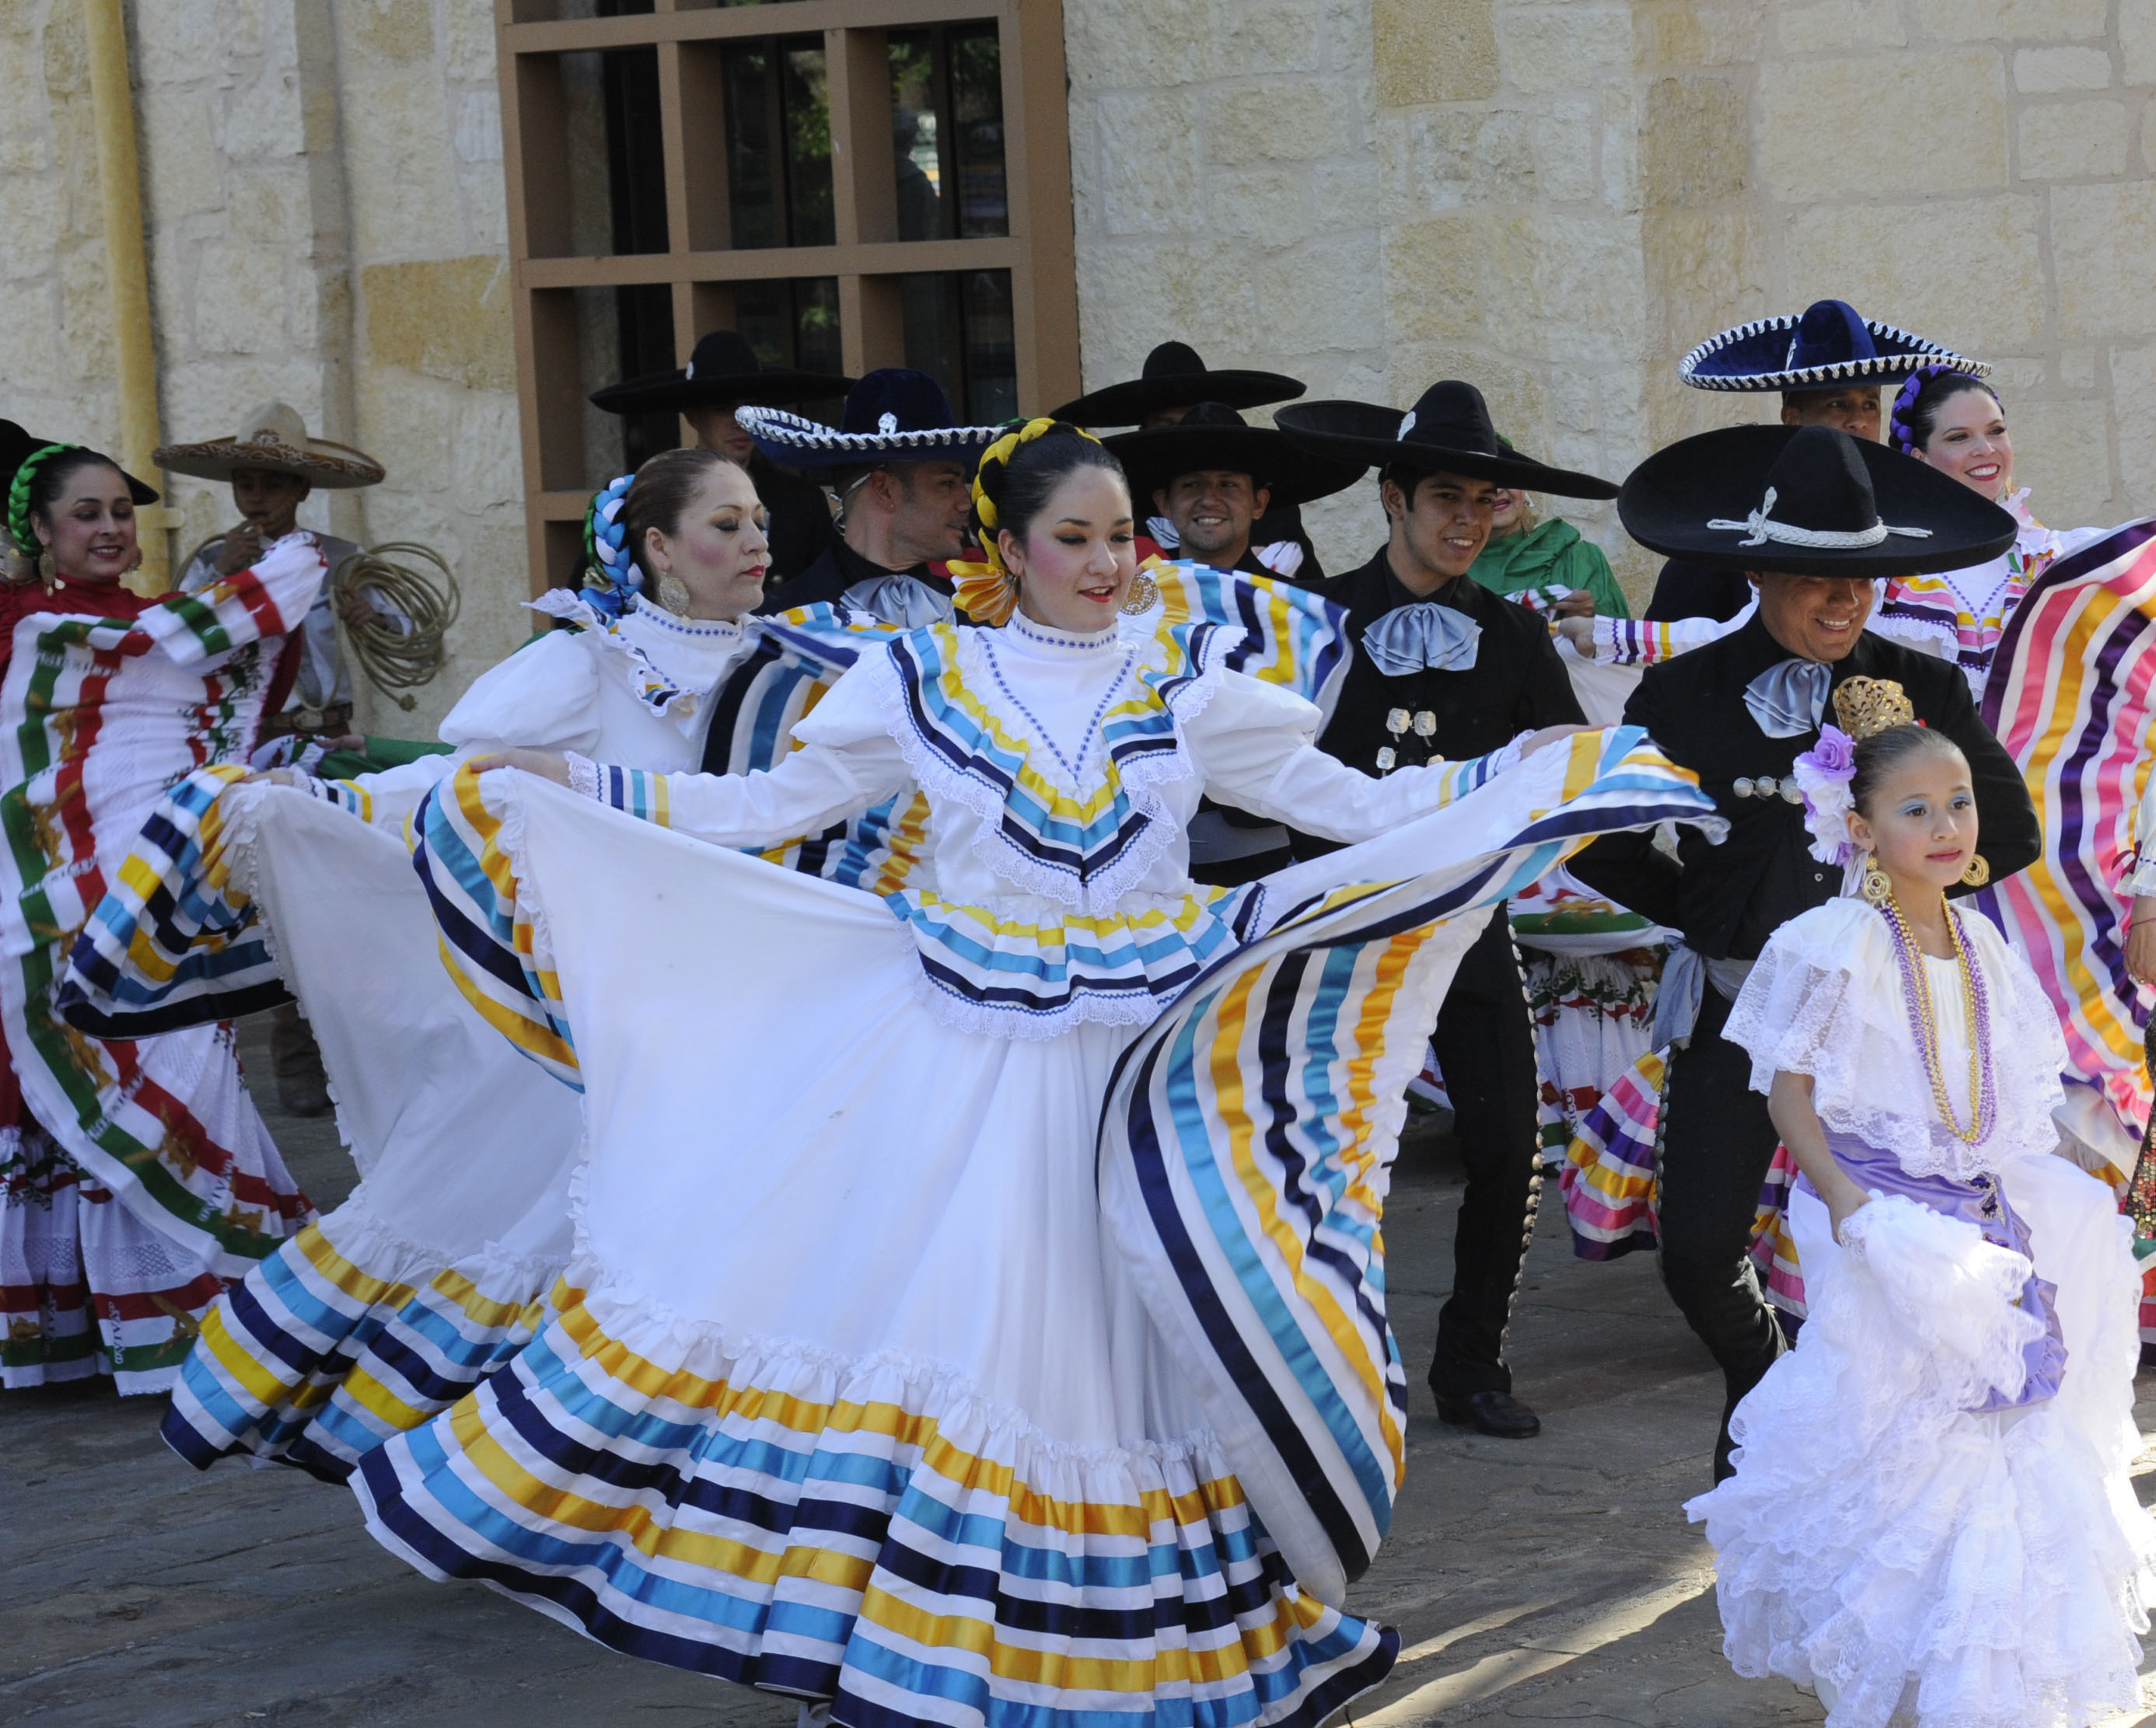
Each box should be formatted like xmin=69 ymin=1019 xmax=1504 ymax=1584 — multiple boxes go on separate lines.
xmin=1689 ymin=1178 xmax=2154 ymax=1728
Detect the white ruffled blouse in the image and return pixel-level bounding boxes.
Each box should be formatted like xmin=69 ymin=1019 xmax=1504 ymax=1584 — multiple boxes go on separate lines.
xmin=1724 ymin=895 xmax=2067 ymax=1182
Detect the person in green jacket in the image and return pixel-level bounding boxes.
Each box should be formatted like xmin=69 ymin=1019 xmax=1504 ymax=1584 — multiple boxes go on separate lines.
xmin=1469 ymin=484 xmax=1632 ymax=618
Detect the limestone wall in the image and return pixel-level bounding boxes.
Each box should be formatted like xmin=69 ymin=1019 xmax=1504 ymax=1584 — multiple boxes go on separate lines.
xmin=2 ymin=0 xmax=519 ymax=735
xmin=1065 ymin=0 xmax=2156 ymax=601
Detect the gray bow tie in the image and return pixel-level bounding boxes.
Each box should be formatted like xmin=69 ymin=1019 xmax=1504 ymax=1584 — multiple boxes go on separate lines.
xmin=1361 ymin=602 xmax=1482 ymax=677
xmin=1743 ymin=658 xmax=1831 ymax=739
xmin=840 ymin=574 xmax=956 ymax=630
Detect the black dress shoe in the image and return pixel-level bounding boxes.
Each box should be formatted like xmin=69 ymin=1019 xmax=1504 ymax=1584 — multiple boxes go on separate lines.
xmin=1433 ymin=1389 xmax=1541 ymax=1438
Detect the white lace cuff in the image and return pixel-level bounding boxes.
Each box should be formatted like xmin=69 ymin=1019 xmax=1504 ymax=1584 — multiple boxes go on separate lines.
xmin=2123 ymin=850 xmax=2156 ymax=900
xmin=564 ymin=752 xmax=601 ymax=800
xmin=1485 ymin=735 xmax=1528 ymax=780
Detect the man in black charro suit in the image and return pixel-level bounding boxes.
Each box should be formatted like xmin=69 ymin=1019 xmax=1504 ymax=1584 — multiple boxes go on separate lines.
xmin=1568 ymin=423 xmax=2039 ymax=1480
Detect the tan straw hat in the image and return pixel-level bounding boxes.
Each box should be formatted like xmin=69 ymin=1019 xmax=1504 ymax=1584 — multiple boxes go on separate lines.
xmin=155 ymin=401 xmax=384 ymax=488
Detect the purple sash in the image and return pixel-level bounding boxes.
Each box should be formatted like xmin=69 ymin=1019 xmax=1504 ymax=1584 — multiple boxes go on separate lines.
xmin=1795 ymin=1133 xmax=2066 ymax=1412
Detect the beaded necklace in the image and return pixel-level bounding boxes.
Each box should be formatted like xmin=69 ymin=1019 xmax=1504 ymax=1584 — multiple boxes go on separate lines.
xmin=1878 ymin=890 xmax=1995 ymax=1146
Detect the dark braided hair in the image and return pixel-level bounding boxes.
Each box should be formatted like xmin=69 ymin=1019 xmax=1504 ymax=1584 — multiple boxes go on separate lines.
xmin=970 ymin=420 xmax=1126 ymax=561
xmin=1889 ymin=366 xmax=1999 ymax=456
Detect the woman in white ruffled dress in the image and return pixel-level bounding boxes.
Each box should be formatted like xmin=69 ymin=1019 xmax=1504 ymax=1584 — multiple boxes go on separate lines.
xmin=147 ymin=449 xmax=779 ymax=1477
xmin=347 ymin=419 xmax=1719 ymax=1726
xmin=1690 ymin=677 xmax=2154 ymax=1727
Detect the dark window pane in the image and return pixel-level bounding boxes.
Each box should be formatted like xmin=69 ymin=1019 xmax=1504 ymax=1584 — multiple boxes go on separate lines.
xmin=614 ymin=283 xmax=678 ymax=470
xmin=888 ymin=32 xmax=943 ymax=241
xmin=602 ymin=47 xmax=668 ymax=254
xmin=781 ymin=44 xmax=833 ymax=247
xmin=900 ymin=272 xmax=963 ymax=412
xmin=963 ymin=269 xmax=1016 ymax=420
xmin=724 ymin=45 xmax=777 ymax=249
xmin=733 ymin=278 xmax=845 ymax=424
xmin=949 ymin=27 xmax=1007 ymax=239
xmin=900 ymin=268 xmax=1017 ymax=423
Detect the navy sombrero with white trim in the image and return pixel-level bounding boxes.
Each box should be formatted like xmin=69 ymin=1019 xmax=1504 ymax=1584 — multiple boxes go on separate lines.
xmin=1680 ymin=298 xmax=1989 ymax=393
xmin=736 ymin=368 xmax=1003 ymax=471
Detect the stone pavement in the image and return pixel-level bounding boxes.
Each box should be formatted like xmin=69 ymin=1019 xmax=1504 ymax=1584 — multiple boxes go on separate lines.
xmin=5 ymin=1021 xmax=2154 ymax=1727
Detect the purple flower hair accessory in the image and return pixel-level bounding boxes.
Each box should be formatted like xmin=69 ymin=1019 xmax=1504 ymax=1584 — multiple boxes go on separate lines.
xmin=1889 ymin=363 xmax=1980 ymax=456
xmin=1791 ymin=723 xmax=1861 ymax=868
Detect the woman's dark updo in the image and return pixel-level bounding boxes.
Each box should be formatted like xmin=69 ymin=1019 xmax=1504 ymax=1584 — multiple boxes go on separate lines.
xmin=1889 ymin=369 xmax=1999 ymax=457
xmin=1850 ymin=722 xmax=1965 ymax=817
xmin=621 ymin=446 xmax=730 ymax=583
xmin=972 ymin=422 xmax=1127 ymax=557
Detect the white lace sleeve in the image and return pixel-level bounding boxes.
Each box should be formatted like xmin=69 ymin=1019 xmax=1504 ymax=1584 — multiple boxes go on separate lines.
xmin=1723 ymin=899 xmax=2067 ymax=1180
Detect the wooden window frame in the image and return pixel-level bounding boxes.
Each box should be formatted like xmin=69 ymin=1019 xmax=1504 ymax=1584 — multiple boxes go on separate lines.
xmin=493 ymin=0 xmax=1081 ymax=594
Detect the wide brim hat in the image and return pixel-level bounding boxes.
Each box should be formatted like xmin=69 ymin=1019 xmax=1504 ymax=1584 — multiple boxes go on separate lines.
xmin=1105 ymin=403 xmax=1364 ymax=509
xmin=589 ymin=329 xmax=854 ymax=417
xmin=1680 ymin=298 xmax=1990 ymax=393
xmin=1050 ymin=340 xmax=1305 ymax=428
xmin=0 ymin=421 xmax=158 ymax=506
xmin=155 ymin=400 xmax=383 ymax=489
xmin=1619 ymin=422 xmax=2017 ymax=577
xmin=737 ymin=368 xmax=1003 ymax=472
xmin=1275 ymin=380 xmax=1619 ymax=499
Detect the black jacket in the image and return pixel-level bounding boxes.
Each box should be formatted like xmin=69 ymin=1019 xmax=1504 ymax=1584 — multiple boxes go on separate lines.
xmin=1295 ymin=548 xmax=1585 ymax=854
xmin=1567 ymin=613 xmax=2041 ymax=961
xmin=750 ymin=454 xmax=837 ymax=587
xmin=757 ymin=536 xmax=956 ymax=617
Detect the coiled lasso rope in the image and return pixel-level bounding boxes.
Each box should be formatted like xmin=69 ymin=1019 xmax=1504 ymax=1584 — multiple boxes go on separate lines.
xmin=330 ymin=543 xmax=460 ymax=711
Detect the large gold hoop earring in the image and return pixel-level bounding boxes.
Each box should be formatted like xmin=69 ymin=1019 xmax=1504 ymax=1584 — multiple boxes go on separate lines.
xmin=1861 ymin=855 xmax=1892 ymax=906
xmin=1120 ymin=568 xmax=1159 ymax=615
xmin=1960 ymin=852 xmax=1990 ymax=888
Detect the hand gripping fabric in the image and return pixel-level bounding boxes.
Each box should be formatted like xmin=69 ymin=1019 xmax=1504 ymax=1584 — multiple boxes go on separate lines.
xmin=1094 ymin=725 xmax=1722 ymax=1601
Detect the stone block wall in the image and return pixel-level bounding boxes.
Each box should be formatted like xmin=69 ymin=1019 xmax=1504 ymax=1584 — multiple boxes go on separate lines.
xmin=2 ymin=0 xmax=520 ymax=735
xmin=1066 ymin=0 xmax=2156 ymax=601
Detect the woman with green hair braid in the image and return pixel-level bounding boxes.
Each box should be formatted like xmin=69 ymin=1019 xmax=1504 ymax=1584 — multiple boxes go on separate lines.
xmin=0 ymin=431 xmax=324 ymax=1393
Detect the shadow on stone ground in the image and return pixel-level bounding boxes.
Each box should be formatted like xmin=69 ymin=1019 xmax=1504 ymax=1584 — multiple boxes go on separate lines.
xmin=4 ymin=1030 xmax=2154 ymax=1726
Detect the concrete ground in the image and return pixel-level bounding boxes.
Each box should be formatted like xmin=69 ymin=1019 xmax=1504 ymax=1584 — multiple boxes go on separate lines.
xmin=5 ymin=1019 xmax=2154 ymax=1727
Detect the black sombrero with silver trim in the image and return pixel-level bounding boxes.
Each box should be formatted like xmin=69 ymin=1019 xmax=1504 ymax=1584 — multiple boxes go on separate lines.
xmin=1105 ymin=402 xmax=1364 ymax=510
xmin=589 ymin=330 xmax=854 ymax=417
xmin=736 ymin=368 xmax=1002 ymax=472
xmin=1050 ymin=341 xmax=1305 ymax=428
xmin=1274 ymin=380 xmax=1619 ymax=499
xmin=1619 ymin=423 xmax=2016 ymax=578
xmin=1679 ymin=298 xmax=1990 ymax=394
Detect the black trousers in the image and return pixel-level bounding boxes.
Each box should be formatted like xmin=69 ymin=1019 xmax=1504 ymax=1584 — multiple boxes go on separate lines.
xmin=1426 ymin=913 xmax=1544 ymax=1398
xmin=1655 ymin=983 xmax=1787 ymax=1466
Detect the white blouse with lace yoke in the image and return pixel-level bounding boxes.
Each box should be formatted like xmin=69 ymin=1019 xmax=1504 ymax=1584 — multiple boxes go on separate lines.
xmin=570 ymin=609 xmax=1522 ymax=1035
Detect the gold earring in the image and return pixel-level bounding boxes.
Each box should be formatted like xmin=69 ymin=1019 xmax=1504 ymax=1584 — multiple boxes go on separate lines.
xmin=1960 ymin=852 xmax=1990 ymax=888
xmin=1861 ymin=854 xmax=1892 ymax=905
xmin=37 ymin=550 xmax=58 ymax=593
xmin=655 ymin=574 xmax=692 ymax=616
xmin=1120 ymin=568 xmax=1159 ymax=615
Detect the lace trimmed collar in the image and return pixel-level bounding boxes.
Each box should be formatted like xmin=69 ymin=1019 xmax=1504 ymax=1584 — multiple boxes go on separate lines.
xmin=526 ymin=588 xmax=745 ymax=718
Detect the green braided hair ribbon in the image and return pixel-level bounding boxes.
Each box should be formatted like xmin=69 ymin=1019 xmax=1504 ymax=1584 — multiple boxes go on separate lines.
xmin=5 ymin=442 xmax=79 ymax=559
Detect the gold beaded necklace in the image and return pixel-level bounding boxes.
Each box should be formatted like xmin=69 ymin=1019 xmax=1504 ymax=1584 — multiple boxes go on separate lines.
xmin=1881 ymin=888 xmax=1988 ymax=1145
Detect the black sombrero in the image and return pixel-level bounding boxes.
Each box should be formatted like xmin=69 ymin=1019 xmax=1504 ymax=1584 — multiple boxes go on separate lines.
xmin=0 ymin=421 xmax=158 ymax=507
xmin=1050 ymin=341 xmax=1305 ymax=428
xmin=1105 ymin=403 xmax=1365 ymax=509
xmin=1274 ymin=380 xmax=1619 ymax=499
xmin=1680 ymin=298 xmax=1989 ymax=394
xmin=589 ymin=330 xmax=855 ymax=417
xmin=1619 ymin=423 xmax=2016 ymax=577
xmin=736 ymin=368 xmax=1002 ymax=472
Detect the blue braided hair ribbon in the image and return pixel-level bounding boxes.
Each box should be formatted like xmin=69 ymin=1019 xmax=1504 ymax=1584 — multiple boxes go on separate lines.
xmin=1889 ymin=364 xmax=1985 ymax=456
xmin=579 ymin=473 xmax=639 ymax=621
xmin=6 ymin=442 xmax=80 ymax=560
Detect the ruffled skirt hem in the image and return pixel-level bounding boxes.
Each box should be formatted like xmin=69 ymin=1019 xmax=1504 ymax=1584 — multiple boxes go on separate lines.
xmin=162 ymin=1192 xmax=557 ymax=1481
xmin=351 ymin=1270 xmax=1397 ymax=1728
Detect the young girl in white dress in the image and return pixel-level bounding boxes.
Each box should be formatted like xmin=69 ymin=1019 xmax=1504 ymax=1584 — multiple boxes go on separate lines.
xmin=1690 ymin=675 xmax=2154 ymax=1726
